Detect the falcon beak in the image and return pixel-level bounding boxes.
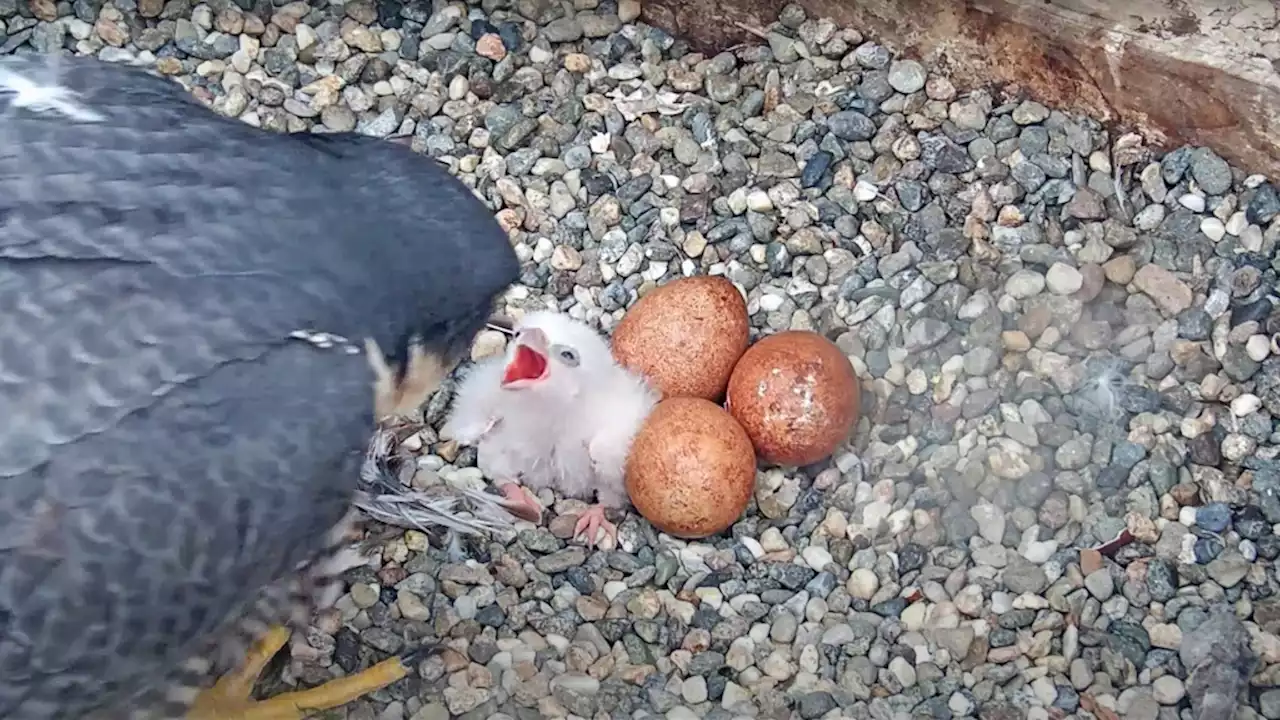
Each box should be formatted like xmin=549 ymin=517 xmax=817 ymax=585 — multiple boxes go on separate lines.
xmin=366 ymin=338 xmax=446 ymax=423
xmin=501 ymin=327 xmax=550 ymax=388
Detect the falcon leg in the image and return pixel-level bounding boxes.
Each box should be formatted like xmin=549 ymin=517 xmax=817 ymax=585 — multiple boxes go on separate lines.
xmin=187 ymin=625 xmax=412 ymax=720
xmin=498 ymin=481 xmax=543 ymax=523
xmin=188 ymin=626 xmax=292 ymax=716
xmin=573 ymin=505 xmax=617 ymax=549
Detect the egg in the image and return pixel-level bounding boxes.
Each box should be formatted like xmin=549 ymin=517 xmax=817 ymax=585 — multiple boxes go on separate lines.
xmin=612 ymin=275 xmax=749 ymax=401
xmin=625 ymin=397 xmax=756 ymax=539
xmin=725 ymin=330 xmax=860 ymax=467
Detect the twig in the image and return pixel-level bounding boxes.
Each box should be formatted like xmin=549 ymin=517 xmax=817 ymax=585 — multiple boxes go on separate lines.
xmin=732 ymin=21 xmax=769 ymax=40
xmin=1113 ymin=164 xmax=1128 ymax=218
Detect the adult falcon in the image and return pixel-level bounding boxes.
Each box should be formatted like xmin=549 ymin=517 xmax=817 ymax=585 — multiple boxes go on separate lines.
xmin=0 ymin=52 xmax=519 ymax=719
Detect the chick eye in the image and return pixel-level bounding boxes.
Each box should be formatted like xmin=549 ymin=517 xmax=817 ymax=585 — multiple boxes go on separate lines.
xmin=551 ymin=344 xmax=579 ymax=367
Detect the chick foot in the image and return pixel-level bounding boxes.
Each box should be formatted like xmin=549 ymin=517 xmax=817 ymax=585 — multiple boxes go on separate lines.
xmin=573 ymin=505 xmax=617 ymax=549
xmin=187 ymin=625 xmax=413 ymax=720
xmin=497 ymin=482 xmax=543 ymax=523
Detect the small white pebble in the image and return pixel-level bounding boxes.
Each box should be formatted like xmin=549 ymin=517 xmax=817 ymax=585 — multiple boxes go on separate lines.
xmin=801 ymin=546 xmax=833 ymax=571
xmin=834 ymin=452 xmax=860 ymax=474
xmin=1246 ymin=334 xmax=1271 ymax=361
xmin=1149 ymin=622 xmax=1182 ymax=649
xmin=746 ymin=189 xmax=773 ymax=212
xmin=1179 ymin=533 xmax=1198 ymax=564
xmin=1178 ymin=193 xmax=1206 ymax=212
xmin=694 ymin=587 xmax=723 ymax=609
xmin=949 ymin=692 xmax=976 ymax=715
xmin=1180 ymin=505 xmax=1198 ymax=526
xmin=886 ymin=509 xmax=912 ymax=534
xmin=739 ymin=536 xmax=765 ymax=559
xmin=759 ymin=527 xmax=788 ymax=552
xmin=986 ymin=591 xmax=1011 ymax=614
xmin=1241 ymin=539 xmax=1259 ymax=561
xmin=1152 ymin=675 xmax=1186 ymax=705
xmin=1015 ymin=592 xmax=1049 ymax=610
xmin=1225 ymin=211 xmax=1248 ymax=236
xmin=888 ymin=656 xmax=916 ymax=687
xmin=1180 ymin=414 xmax=1213 ymax=439
xmin=1045 ymin=262 xmax=1083 ymax=295
xmin=544 ymin=634 xmax=570 ymax=653
xmin=1242 ymin=225 xmax=1265 ymax=252
xmin=906 ymin=368 xmax=929 ymax=394
xmin=447 ymin=74 xmax=469 ymax=100
xmin=820 ymin=508 xmax=848 ymax=537
xmin=454 ymin=594 xmax=477 ymax=620
xmin=1222 ymin=433 xmax=1257 ymax=462
xmin=667 ymin=706 xmax=699 ymax=720
xmin=528 ymin=45 xmax=552 ymax=63
xmin=1231 ymin=393 xmax=1262 ymax=417
xmin=603 ymin=581 xmax=628 ymax=601
xmin=900 ymin=602 xmax=927 ymax=631
xmin=1088 ymin=150 xmax=1112 ymax=173
xmin=1021 ymin=539 xmax=1057 ymax=564
xmin=1200 ymin=217 xmax=1226 ymax=241
xmin=805 ymin=597 xmax=828 ymax=622
xmin=1031 ymin=676 xmax=1058 ymax=706
xmin=847 ymin=568 xmax=879 ymax=600
xmin=862 ymin=500 xmax=892 ymax=530
xmin=758 ymin=293 xmax=785 ymax=312
xmin=680 ymin=676 xmax=708 ymax=705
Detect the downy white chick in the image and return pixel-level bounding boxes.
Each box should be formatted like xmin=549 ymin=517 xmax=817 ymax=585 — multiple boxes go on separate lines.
xmin=441 ymin=310 xmax=659 ymax=548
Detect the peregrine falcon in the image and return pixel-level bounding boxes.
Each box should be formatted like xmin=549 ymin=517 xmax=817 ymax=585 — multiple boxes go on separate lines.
xmin=0 ymin=53 xmax=519 ymax=718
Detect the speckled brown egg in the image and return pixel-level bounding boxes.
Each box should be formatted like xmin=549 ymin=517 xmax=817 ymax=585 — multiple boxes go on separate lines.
xmin=612 ymin=275 xmax=749 ymax=401
xmin=625 ymin=397 xmax=756 ymax=539
xmin=726 ymin=330 xmax=860 ymax=467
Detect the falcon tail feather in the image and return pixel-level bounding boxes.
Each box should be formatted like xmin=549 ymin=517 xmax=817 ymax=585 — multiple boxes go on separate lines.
xmin=355 ymin=426 xmax=518 ymax=539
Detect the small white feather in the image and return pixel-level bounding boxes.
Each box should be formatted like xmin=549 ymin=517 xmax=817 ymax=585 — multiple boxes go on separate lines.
xmin=0 ymin=60 xmax=105 ymax=123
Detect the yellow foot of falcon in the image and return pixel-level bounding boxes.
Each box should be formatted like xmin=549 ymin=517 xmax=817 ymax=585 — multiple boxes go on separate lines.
xmin=187 ymin=626 xmax=414 ymax=720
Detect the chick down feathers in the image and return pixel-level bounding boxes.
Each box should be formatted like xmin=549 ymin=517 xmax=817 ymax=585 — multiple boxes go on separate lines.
xmin=442 ymin=311 xmax=658 ymax=508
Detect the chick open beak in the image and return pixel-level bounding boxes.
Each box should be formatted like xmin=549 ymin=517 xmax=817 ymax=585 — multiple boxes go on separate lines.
xmin=502 ymin=328 xmax=550 ymax=387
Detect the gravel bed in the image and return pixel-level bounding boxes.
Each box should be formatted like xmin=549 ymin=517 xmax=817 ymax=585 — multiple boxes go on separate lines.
xmin=7 ymin=0 xmax=1280 ymax=718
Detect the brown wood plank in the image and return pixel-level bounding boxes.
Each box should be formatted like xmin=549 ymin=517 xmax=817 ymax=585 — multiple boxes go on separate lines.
xmin=641 ymin=0 xmax=1280 ymax=177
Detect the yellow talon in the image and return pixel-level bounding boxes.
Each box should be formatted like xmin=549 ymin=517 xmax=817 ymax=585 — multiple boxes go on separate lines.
xmin=187 ymin=626 xmax=410 ymax=720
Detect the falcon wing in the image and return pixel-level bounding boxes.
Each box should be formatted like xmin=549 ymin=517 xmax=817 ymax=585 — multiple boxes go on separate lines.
xmin=0 ymin=54 xmax=517 ymax=718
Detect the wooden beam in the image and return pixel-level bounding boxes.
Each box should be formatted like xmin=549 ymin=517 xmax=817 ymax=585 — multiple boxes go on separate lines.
xmin=641 ymin=0 xmax=1280 ymax=178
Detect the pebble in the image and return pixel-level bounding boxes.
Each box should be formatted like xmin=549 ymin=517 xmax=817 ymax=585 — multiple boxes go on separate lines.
xmin=888 ymin=656 xmax=916 ymax=687
xmin=475 ymin=33 xmax=505 ymax=60
xmin=1045 ymin=262 xmax=1083 ymax=295
xmin=40 ymin=0 xmax=1280 ymax=716
xmin=847 ymin=568 xmax=879 ymax=600
xmin=887 ymin=59 xmax=926 ymax=94
xmin=1005 ymin=269 xmax=1045 ymax=298
xmin=1152 ymin=675 xmax=1186 ymax=705
xmin=1084 ymin=569 xmax=1114 ymax=600
xmin=801 ymin=545 xmax=833 ymax=571
xmin=1133 ymin=263 xmax=1193 ymax=315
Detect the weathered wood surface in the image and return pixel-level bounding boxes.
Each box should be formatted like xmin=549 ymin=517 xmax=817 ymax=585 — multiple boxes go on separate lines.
xmin=641 ymin=0 xmax=1280 ymax=178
